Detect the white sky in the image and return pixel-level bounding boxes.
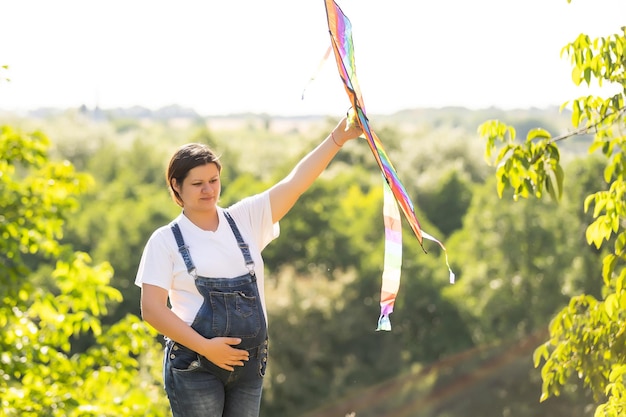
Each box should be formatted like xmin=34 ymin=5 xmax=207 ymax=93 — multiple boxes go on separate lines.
xmin=1 ymin=0 xmax=624 ymax=116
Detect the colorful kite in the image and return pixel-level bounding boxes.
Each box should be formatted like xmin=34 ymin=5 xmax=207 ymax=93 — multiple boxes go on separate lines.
xmin=323 ymin=0 xmax=455 ymax=331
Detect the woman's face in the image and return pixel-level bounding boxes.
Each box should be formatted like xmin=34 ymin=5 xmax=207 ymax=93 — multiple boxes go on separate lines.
xmin=173 ymin=163 xmax=221 ymax=211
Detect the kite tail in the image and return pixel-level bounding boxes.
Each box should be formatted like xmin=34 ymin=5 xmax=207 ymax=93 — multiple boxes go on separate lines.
xmin=376 ymin=178 xmax=457 ymax=331
xmin=301 ymin=46 xmax=332 ymax=100
xmin=377 ymin=179 xmax=402 ymax=331
xmin=421 ymin=231 xmax=456 ymax=284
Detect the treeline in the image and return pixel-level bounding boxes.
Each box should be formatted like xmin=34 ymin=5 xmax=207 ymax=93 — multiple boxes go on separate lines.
xmin=1 ymin=106 xmax=604 ymax=416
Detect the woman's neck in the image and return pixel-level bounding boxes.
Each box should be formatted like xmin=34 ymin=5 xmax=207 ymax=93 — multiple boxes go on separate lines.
xmin=183 ymin=209 xmax=219 ymax=232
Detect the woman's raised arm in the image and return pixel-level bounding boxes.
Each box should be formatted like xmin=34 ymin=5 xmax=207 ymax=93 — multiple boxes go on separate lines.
xmin=268 ymin=115 xmax=361 ymax=223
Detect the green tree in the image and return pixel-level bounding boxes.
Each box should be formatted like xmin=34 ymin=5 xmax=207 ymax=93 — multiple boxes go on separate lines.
xmin=479 ymin=23 xmax=625 ymax=416
xmin=442 ymin=148 xmax=606 ymax=346
xmin=444 ymin=170 xmax=603 ymax=345
xmin=63 ymin=139 xmax=177 ymax=321
xmin=419 ymin=169 xmax=473 ymax=237
xmin=0 ymin=126 xmax=168 ymax=416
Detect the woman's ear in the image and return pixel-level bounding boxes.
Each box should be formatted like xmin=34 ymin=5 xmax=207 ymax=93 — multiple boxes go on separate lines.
xmin=171 ymin=179 xmax=180 ymax=193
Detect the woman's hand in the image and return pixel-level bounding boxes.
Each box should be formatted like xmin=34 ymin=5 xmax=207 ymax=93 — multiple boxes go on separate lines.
xmin=200 ymin=337 xmax=250 ymax=371
xmin=331 ymin=112 xmax=363 ymax=146
xmin=140 ymin=285 xmax=250 ymax=372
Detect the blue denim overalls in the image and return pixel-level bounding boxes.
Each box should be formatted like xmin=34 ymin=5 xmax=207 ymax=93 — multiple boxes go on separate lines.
xmin=163 ymin=212 xmax=268 ymax=417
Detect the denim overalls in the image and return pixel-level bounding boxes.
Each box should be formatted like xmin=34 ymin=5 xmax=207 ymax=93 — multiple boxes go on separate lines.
xmin=163 ymin=212 xmax=268 ymax=417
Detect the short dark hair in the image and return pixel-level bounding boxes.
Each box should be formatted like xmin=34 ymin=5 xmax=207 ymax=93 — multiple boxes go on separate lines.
xmin=166 ymin=143 xmax=222 ymax=207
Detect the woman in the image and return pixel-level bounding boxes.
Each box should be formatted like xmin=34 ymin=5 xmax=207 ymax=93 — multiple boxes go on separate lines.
xmin=135 ymin=115 xmax=362 ymax=417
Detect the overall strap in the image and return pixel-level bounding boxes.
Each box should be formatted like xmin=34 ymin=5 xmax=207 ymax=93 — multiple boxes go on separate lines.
xmin=224 ymin=211 xmax=256 ymax=276
xmin=170 ymin=223 xmax=197 ymax=278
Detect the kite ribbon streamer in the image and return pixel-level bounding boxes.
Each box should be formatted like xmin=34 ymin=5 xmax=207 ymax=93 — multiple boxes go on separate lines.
xmin=378 ymin=179 xmax=402 ymax=331
xmin=302 ymin=46 xmax=332 ymax=100
xmin=378 ymin=183 xmax=456 ymax=330
xmin=324 ymin=0 xmax=455 ymax=331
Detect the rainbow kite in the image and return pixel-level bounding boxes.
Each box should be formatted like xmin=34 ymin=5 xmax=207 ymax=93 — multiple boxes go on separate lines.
xmin=323 ymin=0 xmax=455 ymax=331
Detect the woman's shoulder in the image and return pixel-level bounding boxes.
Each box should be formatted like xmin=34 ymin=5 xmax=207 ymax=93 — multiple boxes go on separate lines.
xmin=146 ymin=214 xmax=186 ymax=244
xmin=226 ymin=191 xmax=270 ymax=216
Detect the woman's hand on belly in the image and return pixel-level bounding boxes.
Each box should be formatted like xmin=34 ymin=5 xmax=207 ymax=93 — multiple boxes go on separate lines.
xmin=200 ymin=337 xmax=250 ymax=371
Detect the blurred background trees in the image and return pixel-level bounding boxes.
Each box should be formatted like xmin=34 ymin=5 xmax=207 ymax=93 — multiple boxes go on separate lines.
xmin=0 ymin=102 xmax=605 ymax=416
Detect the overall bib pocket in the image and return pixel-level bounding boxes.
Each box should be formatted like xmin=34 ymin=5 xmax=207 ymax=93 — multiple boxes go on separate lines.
xmin=209 ymin=290 xmax=261 ymax=338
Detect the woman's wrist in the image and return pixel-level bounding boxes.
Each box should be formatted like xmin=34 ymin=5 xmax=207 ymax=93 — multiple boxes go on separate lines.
xmin=330 ymin=131 xmax=343 ymax=147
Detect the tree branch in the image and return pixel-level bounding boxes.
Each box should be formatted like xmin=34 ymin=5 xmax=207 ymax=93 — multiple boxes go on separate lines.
xmin=550 ymin=106 xmax=626 ymax=143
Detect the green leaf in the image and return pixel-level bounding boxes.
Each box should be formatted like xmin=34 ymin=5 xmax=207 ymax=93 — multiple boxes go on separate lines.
xmin=545 ymin=175 xmax=556 ymax=200
xmin=602 ymin=254 xmax=617 ymax=284
xmin=527 ymin=128 xmax=552 ymax=141
xmin=584 ymin=194 xmax=596 ymax=213
xmin=608 ymin=365 xmax=626 ymax=382
xmin=604 ymin=293 xmax=617 ymax=318
xmin=586 ymin=220 xmax=605 ymax=249
xmin=615 ymin=232 xmax=626 ymax=255
xmin=604 ymin=159 xmax=617 ymax=183
xmin=533 ymin=343 xmax=550 ymax=368
xmin=572 ymin=65 xmax=582 ymax=85
xmin=555 ymin=163 xmax=564 ymax=199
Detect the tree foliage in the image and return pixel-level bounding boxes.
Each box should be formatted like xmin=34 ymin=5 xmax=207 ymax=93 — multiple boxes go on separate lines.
xmin=0 ymin=104 xmax=591 ymax=416
xmin=1 ymin=67 xmax=609 ymax=415
xmin=479 ymin=24 xmax=626 ymax=416
xmin=0 ymin=126 xmax=168 ymax=416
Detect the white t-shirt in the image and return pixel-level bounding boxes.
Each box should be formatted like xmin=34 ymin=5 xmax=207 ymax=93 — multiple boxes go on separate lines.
xmin=134 ymin=191 xmax=279 ymax=325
